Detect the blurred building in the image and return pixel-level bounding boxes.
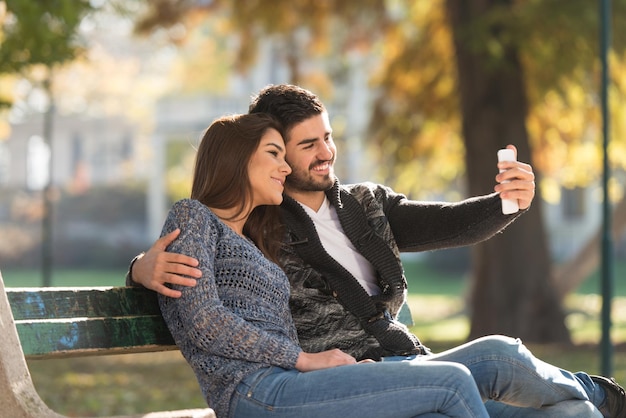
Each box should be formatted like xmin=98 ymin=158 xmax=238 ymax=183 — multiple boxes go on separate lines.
xmin=1 ymin=113 xmax=140 ymax=191
xmin=544 ymin=186 xmax=603 ymax=262
xmin=0 ymin=23 xmax=616 ymax=270
xmin=0 ymin=80 xmax=612 ymax=266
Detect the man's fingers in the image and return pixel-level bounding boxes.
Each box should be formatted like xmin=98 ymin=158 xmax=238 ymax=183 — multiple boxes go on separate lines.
xmin=151 ymin=283 xmax=183 ymax=298
xmin=495 ymin=179 xmax=535 ymax=196
xmin=156 ymin=253 xmax=201 ymax=277
xmin=496 ymin=179 xmax=535 ymax=210
xmin=496 ymin=164 xmax=534 ymax=183
xmin=168 ymin=264 xmax=202 ymax=279
xmin=133 ymin=231 xmax=201 ymax=296
xmin=159 ymin=252 xmax=200 ymax=268
xmin=164 ymin=273 xmax=198 ymax=288
xmin=154 ymin=228 xmax=181 ymax=250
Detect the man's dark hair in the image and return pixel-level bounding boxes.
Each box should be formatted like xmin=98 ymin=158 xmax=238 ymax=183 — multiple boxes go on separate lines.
xmin=249 ymin=84 xmax=326 ymax=132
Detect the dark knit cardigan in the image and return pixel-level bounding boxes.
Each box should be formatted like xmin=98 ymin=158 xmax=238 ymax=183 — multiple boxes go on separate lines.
xmin=279 ymin=180 xmax=525 ymax=361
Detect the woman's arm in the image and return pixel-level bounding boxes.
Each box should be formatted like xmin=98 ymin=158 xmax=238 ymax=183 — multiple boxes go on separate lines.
xmin=161 ymin=200 xmax=301 ymax=369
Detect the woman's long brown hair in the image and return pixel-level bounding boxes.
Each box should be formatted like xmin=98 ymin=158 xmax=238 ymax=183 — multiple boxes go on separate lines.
xmin=191 ymin=113 xmax=285 ymax=263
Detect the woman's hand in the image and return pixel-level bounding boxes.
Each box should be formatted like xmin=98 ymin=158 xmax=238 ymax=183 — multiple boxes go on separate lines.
xmin=295 ymin=349 xmax=360 ymax=372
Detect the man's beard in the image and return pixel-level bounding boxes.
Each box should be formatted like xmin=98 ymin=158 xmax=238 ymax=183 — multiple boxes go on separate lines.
xmin=285 ymin=162 xmax=335 ymax=192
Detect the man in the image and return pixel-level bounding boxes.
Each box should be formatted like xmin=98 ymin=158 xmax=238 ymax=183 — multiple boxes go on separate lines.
xmin=128 ymin=84 xmax=625 ymax=417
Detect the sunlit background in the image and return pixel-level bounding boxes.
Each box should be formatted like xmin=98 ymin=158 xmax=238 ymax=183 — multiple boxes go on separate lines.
xmin=2 ymin=1 xmax=626 ymax=414
xmin=1 ymin=0 xmax=626 ymax=357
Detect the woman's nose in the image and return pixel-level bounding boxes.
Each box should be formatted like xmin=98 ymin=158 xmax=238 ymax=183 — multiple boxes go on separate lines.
xmin=282 ymin=161 xmax=292 ymax=174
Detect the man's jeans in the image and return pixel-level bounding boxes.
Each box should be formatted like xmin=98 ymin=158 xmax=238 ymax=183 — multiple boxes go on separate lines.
xmin=384 ymin=335 xmax=604 ymax=418
xmin=230 ymin=360 xmax=489 ymax=418
xmin=230 ymin=335 xmax=605 ymax=418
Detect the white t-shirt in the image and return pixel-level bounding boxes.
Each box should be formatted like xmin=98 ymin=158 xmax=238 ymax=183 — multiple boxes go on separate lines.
xmin=299 ymin=197 xmax=381 ymax=296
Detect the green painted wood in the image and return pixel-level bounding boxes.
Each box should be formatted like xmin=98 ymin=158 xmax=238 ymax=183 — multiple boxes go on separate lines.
xmin=7 ymin=286 xmax=162 ymax=320
xmin=15 ymin=316 xmax=176 ymax=358
xmin=6 ymin=286 xmax=177 ymax=359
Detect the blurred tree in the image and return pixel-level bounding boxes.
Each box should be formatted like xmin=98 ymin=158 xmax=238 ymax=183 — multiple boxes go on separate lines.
xmin=133 ymin=0 xmax=626 ymax=343
xmin=0 ymin=0 xmax=95 ymax=284
xmin=445 ymin=0 xmax=566 ymax=341
xmin=0 ymin=0 xmax=94 ymax=104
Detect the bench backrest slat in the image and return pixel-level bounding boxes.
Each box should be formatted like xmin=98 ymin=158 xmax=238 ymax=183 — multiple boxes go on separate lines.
xmin=15 ymin=316 xmax=176 ymax=358
xmin=7 ymin=286 xmax=162 ymax=320
xmin=6 ymin=286 xmax=177 ymax=359
xmin=6 ymin=284 xmax=413 ymax=360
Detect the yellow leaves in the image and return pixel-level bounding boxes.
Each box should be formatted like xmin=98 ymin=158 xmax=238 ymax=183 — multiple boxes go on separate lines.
xmin=527 ymin=46 xmax=626 ymax=207
xmin=540 ymin=177 xmax=561 ymax=205
xmin=0 ymin=71 xmax=16 ymax=108
xmin=609 ymin=177 xmax=624 ymax=204
xmin=0 ymin=117 xmax=10 ymax=140
xmin=608 ymin=140 xmax=626 ymax=172
xmin=608 ymin=52 xmax=626 ymax=174
xmin=562 ymin=142 xmax=602 ymax=187
xmin=611 ymin=52 xmax=626 ymax=92
xmin=376 ymin=120 xmax=464 ymax=199
xmin=367 ymin=2 xmax=463 ymax=196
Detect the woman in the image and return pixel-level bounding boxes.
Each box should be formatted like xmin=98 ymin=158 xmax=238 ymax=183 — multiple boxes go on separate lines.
xmin=158 ymin=113 xmax=490 ymax=418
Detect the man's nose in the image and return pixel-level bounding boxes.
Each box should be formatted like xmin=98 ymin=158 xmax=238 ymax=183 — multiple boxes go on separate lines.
xmin=318 ymin=143 xmax=334 ymax=160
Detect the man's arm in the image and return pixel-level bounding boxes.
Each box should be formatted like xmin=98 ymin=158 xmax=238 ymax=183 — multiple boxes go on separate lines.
xmin=126 ymin=228 xmax=201 ymax=298
xmin=388 ymin=144 xmax=535 ymax=251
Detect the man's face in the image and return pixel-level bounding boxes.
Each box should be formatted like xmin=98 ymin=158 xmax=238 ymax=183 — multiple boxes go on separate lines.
xmin=284 ymin=112 xmax=337 ymax=196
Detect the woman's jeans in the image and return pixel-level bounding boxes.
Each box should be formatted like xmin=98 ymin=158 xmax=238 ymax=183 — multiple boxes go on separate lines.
xmin=230 ymin=360 xmax=489 ymax=418
xmin=231 ymin=335 xmax=606 ymax=418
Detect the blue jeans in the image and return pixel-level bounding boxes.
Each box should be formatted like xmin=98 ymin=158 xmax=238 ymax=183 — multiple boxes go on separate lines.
xmin=485 ymin=400 xmax=602 ymax=417
xmin=385 ymin=335 xmax=604 ymax=418
xmin=230 ymin=360 xmax=489 ymax=417
xmin=230 ymin=335 xmax=605 ymax=418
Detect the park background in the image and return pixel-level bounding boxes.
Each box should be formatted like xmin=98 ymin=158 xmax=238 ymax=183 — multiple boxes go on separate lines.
xmin=1 ymin=1 xmax=626 ymax=415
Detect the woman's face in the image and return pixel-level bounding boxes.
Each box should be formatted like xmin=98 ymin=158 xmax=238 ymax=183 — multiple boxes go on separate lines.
xmin=248 ymin=128 xmax=292 ymax=207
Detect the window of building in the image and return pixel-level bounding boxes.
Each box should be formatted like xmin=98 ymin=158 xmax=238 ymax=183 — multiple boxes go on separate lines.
xmin=0 ymin=143 xmax=9 ymax=186
xmin=562 ymin=187 xmax=586 ymax=220
xmin=27 ymin=135 xmax=50 ymax=190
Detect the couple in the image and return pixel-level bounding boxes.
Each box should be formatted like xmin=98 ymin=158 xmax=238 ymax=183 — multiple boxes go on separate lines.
xmin=129 ymin=84 xmax=625 ymax=418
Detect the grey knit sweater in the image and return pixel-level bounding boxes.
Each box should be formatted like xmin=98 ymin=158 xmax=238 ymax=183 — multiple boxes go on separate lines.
xmin=157 ymin=199 xmax=301 ymax=418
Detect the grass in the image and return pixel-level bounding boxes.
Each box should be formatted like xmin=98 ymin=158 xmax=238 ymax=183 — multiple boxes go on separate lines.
xmin=2 ymin=268 xmax=128 ymax=287
xmin=27 ymin=352 xmax=207 ymax=416
xmin=402 ymin=258 xmax=626 ymax=396
xmin=4 ymin=260 xmax=626 ymax=416
xmin=403 ymin=258 xmax=626 ymax=346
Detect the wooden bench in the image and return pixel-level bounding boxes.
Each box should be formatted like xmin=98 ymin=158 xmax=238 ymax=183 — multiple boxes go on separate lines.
xmin=0 ymin=270 xmax=215 ymax=418
xmin=0 ymin=267 xmax=415 ymax=418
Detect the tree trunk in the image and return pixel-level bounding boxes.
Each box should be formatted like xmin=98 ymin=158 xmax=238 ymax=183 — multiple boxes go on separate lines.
xmin=445 ymin=0 xmax=571 ymax=343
